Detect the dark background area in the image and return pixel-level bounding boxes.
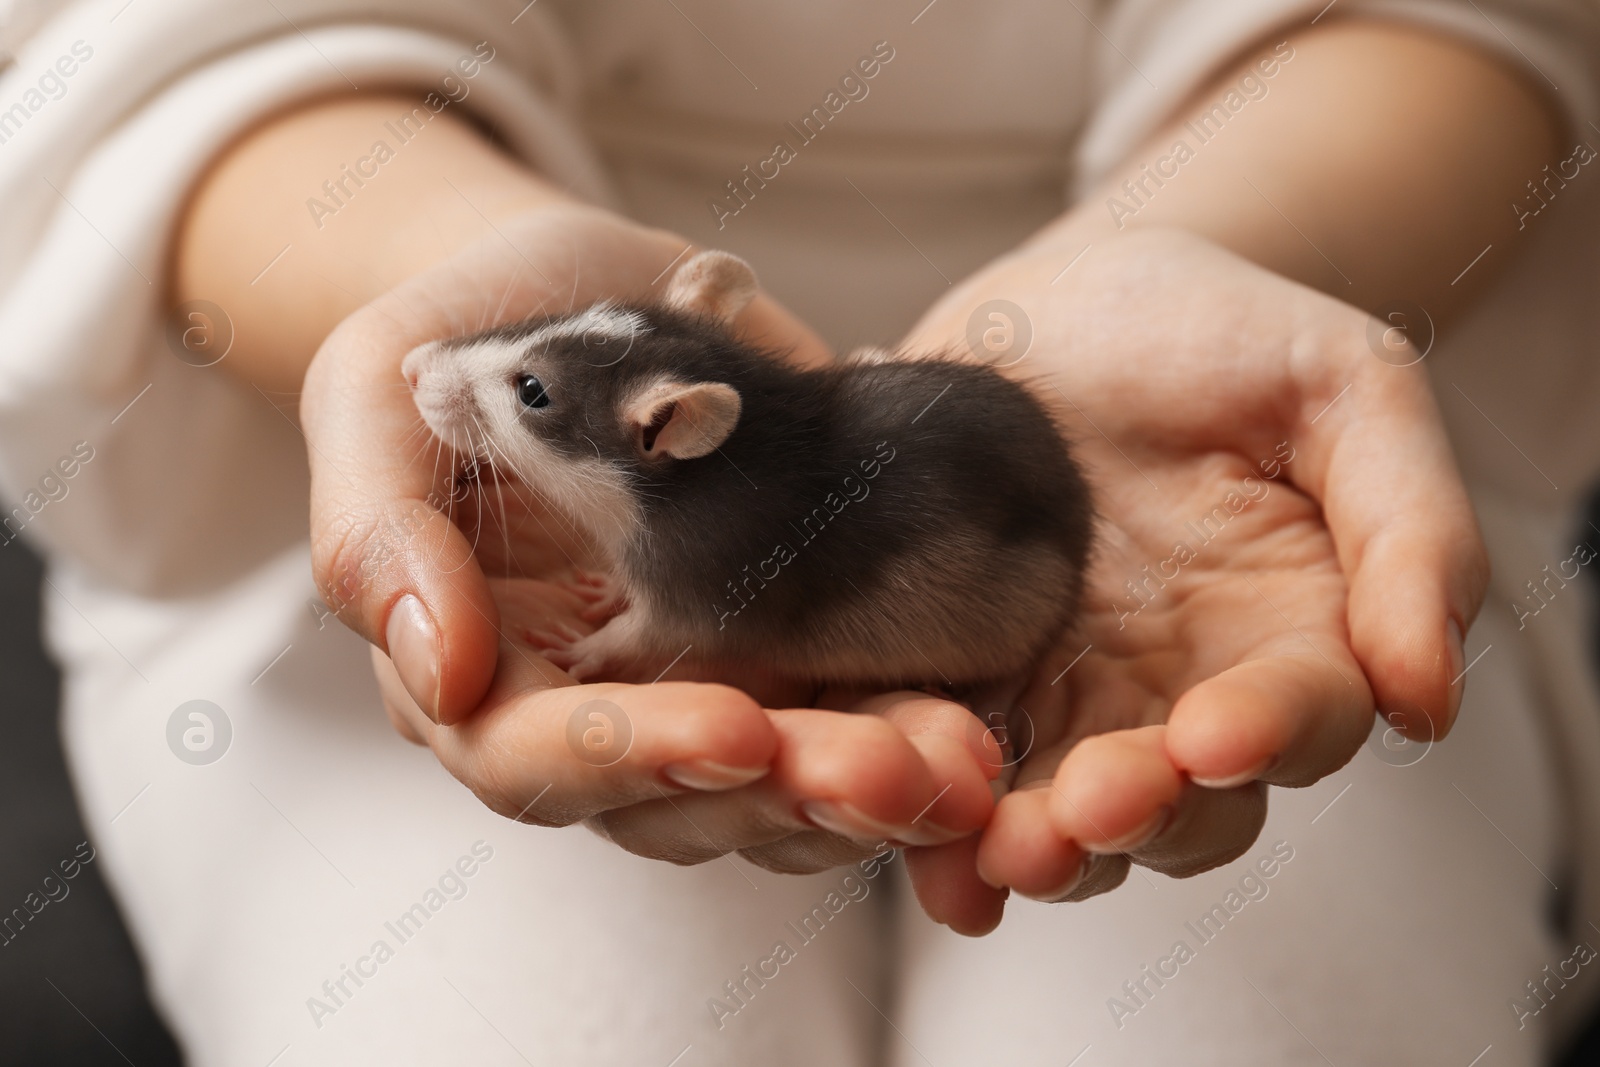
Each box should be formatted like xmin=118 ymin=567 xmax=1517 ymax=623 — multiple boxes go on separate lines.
xmin=0 ymin=539 xmax=182 ymax=1065
xmin=4 ymin=500 xmax=1600 ymax=1066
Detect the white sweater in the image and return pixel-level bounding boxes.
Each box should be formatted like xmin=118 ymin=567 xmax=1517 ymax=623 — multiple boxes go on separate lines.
xmin=3 ymin=0 xmax=1600 ymax=1060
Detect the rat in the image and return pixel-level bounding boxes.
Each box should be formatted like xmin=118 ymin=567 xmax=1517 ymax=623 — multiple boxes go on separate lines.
xmin=402 ymin=251 xmax=1094 ymax=695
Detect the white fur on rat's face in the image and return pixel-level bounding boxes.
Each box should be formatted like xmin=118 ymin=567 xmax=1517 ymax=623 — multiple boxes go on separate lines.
xmin=402 ymin=305 xmax=645 ymax=443
xmin=402 ymin=337 xmax=513 ymax=455
xmin=401 ymin=316 xmax=646 ymax=559
xmin=521 ymin=304 xmax=649 ymax=365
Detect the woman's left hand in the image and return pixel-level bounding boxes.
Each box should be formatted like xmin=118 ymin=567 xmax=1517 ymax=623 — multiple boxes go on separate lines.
xmin=891 ymin=226 xmax=1486 ymax=934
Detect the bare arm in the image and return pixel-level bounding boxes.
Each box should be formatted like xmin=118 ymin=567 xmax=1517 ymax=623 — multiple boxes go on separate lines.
xmin=903 ymin=16 xmax=1538 ymax=929
xmin=1058 ymin=18 xmax=1561 ymax=321
xmin=174 ymin=22 xmax=1556 ymax=391
xmin=170 ymin=94 xmax=568 ymax=395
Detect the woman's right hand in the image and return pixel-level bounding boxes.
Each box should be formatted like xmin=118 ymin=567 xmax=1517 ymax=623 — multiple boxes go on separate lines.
xmin=302 ymin=204 xmax=823 ymax=723
xmin=369 ymin=577 xmax=999 ymax=873
xmin=302 ymin=205 xmax=998 ymax=875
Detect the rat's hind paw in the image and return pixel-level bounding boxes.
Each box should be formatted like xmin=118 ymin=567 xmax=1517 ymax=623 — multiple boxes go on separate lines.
xmin=559 ymin=612 xmax=670 ymax=684
xmin=521 ymin=621 xmax=586 ymax=670
xmin=557 ymin=568 xmax=629 ymax=625
xmin=523 ymin=608 xmax=673 ymax=684
xmin=562 ymin=630 xmax=634 ymax=683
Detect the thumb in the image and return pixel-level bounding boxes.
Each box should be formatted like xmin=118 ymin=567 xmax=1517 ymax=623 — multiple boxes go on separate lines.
xmin=1298 ymin=345 xmax=1489 ymax=742
xmin=304 ymin=308 xmax=500 ymax=726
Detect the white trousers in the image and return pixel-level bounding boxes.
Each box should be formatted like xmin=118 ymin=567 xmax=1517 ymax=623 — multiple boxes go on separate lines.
xmin=894 ymin=599 xmax=1577 ymax=1067
xmin=48 ymin=547 xmax=1588 ymax=1066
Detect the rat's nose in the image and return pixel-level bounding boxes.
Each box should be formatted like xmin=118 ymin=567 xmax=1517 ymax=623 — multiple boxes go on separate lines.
xmin=411 ymin=371 xmax=480 ymax=434
xmin=399 ymin=342 xmax=439 ymax=393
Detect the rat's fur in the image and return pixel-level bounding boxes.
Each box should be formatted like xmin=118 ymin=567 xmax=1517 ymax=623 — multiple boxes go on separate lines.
xmin=404 ymin=253 xmax=1093 ymax=689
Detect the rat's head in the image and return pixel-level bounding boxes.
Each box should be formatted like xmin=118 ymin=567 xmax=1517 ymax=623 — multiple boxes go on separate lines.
xmin=401 ymin=250 xmax=758 ymax=549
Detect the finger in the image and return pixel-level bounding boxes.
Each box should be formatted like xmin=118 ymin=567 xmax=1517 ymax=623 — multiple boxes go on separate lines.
xmin=1045 ymin=722 xmax=1274 ymax=877
xmin=1124 ymin=781 xmax=1268 ymax=878
xmin=1164 ymin=651 xmax=1372 ymax=790
xmin=852 ymin=691 xmax=1006 ymax=779
xmin=1046 ymin=725 xmax=1184 ymax=850
xmin=858 ymin=693 xmax=1006 ymax=834
xmin=978 ymin=788 xmax=1132 ymax=903
xmin=373 ymin=623 xmax=573 ymax=740
xmin=304 ymin=305 xmax=501 ymax=726
xmin=416 ymin=675 xmax=779 ymax=826
xmin=595 ymin=706 xmax=973 ymax=865
xmin=375 ymin=611 xmax=581 ymax=743
xmin=976 ymin=787 xmax=1092 ymax=900
xmin=904 ymin=836 xmax=1008 ymax=937
xmin=1295 ymin=349 xmax=1490 ymax=741
xmin=371 ymin=646 xmax=430 ymax=745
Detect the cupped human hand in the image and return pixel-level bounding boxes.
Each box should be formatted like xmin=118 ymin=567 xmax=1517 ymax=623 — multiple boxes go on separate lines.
xmin=893 ymin=227 xmax=1487 ymax=933
xmin=302 ymin=204 xmax=831 ymax=723
xmin=369 ymin=574 xmax=1000 ymax=873
xmin=303 ymin=203 xmax=998 ymax=874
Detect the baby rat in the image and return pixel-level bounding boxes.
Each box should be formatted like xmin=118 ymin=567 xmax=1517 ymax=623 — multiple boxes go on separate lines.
xmin=402 ymin=251 xmax=1093 ymax=692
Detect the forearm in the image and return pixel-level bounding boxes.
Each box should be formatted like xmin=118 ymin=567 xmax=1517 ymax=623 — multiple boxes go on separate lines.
xmin=171 ymin=94 xmax=569 ymax=395
xmin=1047 ymin=19 xmax=1562 ymax=322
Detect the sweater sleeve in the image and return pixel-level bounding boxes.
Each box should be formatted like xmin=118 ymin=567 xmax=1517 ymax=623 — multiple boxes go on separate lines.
xmin=1073 ymin=0 xmax=1600 ymax=194
xmin=0 ymin=0 xmax=612 ymax=592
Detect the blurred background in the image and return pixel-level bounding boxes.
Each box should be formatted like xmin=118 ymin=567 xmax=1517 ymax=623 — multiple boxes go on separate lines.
xmin=0 ymin=538 xmax=181 ymax=1065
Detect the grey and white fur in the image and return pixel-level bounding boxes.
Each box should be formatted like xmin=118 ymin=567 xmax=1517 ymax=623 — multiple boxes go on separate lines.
xmin=402 ymin=251 xmax=1093 ymax=691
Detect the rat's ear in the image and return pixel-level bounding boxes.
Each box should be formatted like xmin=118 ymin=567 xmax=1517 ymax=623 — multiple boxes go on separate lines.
xmin=626 ymin=380 xmax=742 ymax=459
xmin=663 ymin=250 xmax=758 ymax=324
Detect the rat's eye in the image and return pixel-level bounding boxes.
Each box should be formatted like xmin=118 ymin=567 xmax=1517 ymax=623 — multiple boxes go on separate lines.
xmin=517 ymin=374 xmax=550 ymax=409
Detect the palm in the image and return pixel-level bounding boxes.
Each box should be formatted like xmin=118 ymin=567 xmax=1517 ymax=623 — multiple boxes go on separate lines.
xmin=896 ymin=227 xmax=1479 ymax=922
xmin=1012 ymin=430 xmax=1354 ymax=790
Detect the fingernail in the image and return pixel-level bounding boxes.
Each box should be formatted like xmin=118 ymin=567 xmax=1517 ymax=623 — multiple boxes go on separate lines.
xmin=1192 ymin=755 xmax=1276 ymax=791
xmin=1445 ymin=617 xmax=1466 ymax=731
xmin=800 ymin=801 xmax=904 ymax=843
xmin=1021 ymin=854 xmax=1090 ymax=902
xmin=387 ymin=594 xmax=441 ymax=723
xmin=1083 ymin=805 xmax=1173 ymax=855
xmin=663 ymin=760 xmax=769 ymax=791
